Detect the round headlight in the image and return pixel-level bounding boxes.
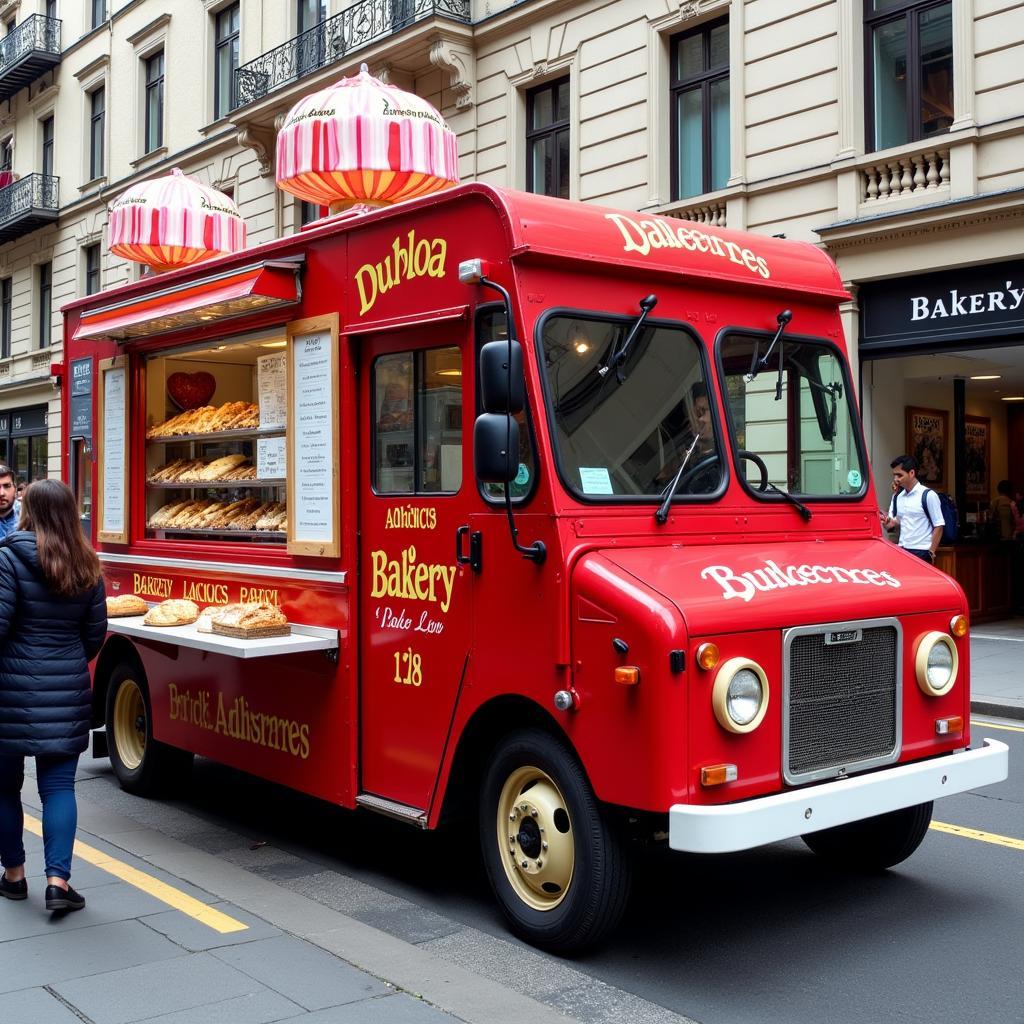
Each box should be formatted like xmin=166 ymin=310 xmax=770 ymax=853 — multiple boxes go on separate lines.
xmin=915 ymin=631 xmax=958 ymax=696
xmin=712 ymin=658 xmax=769 ymax=733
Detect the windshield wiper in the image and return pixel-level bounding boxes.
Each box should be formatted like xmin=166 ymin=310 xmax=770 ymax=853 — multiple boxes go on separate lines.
xmin=598 ymin=294 xmax=657 ymax=384
xmin=654 ymin=432 xmax=703 ymax=525
xmin=765 ymin=481 xmax=812 ymax=521
xmin=745 ymin=309 xmax=792 ymax=386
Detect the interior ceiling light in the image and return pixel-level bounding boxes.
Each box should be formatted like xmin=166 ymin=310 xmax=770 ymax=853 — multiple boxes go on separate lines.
xmin=970 ymin=374 xmax=1001 ymax=380
xmin=261 ymin=340 xmax=287 ymax=349
xmin=1001 ymin=396 xmax=1024 ymax=402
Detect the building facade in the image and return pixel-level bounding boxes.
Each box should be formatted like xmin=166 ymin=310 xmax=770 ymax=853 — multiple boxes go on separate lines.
xmin=0 ymin=0 xmax=1021 ymax=512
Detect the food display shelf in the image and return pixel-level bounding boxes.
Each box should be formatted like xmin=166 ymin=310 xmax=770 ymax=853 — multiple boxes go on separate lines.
xmin=146 ymin=480 xmax=286 ymax=489
xmin=146 ymin=428 xmax=286 ymax=445
xmin=149 ymin=529 xmax=286 ymax=541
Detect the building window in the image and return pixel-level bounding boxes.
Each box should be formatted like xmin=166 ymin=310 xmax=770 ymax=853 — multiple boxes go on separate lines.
xmin=300 ymin=200 xmax=323 ymax=226
xmin=866 ymin=0 xmax=953 ymax=152
xmin=92 ymin=1 xmax=106 ymax=29
xmin=0 ymin=279 xmax=10 ymax=360
xmin=214 ymin=3 xmax=240 ymax=119
xmin=85 ymin=244 xmax=101 ymax=295
xmin=89 ymin=87 xmax=105 ymax=180
xmin=38 ymin=262 xmax=52 ymax=350
xmin=41 ymin=116 xmax=54 ymax=178
xmin=46 ymin=0 xmax=57 ymax=20
xmin=0 ymin=138 xmax=11 ymax=174
xmin=526 ymin=78 xmax=569 ymax=199
xmin=670 ymin=17 xmax=730 ymax=201
xmin=144 ymin=51 xmax=165 ymax=153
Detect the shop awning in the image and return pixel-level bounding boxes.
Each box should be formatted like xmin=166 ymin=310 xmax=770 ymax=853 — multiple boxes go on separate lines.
xmin=73 ymin=260 xmax=302 ymax=342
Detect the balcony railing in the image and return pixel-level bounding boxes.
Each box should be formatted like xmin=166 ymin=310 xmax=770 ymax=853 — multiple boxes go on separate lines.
xmin=0 ymin=15 xmax=62 ymax=103
xmin=0 ymin=173 xmax=59 ymax=244
xmin=234 ymin=0 xmax=470 ymax=109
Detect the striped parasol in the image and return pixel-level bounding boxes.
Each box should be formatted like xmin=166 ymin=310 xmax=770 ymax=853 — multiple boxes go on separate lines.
xmin=276 ymin=64 xmax=459 ymax=211
xmin=107 ymin=168 xmax=246 ymax=273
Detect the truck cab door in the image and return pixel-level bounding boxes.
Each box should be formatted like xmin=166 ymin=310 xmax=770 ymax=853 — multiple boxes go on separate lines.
xmin=358 ymin=325 xmax=473 ymax=810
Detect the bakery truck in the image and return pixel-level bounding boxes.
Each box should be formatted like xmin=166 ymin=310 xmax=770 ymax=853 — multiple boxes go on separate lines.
xmin=60 ymin=184 xmax=1008 ymax=953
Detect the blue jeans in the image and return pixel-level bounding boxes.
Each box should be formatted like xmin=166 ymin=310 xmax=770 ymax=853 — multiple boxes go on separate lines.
xmin=0 ymin=754 xmax=80 ymax=881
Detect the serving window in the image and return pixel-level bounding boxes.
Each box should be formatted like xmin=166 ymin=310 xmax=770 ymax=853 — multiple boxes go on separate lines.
xmin=143 ymin=334 xmax=289 ymax=543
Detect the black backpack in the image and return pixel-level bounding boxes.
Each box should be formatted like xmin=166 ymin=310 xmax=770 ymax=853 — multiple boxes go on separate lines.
xmin=890 ymin=488 xmax=958 ymax=544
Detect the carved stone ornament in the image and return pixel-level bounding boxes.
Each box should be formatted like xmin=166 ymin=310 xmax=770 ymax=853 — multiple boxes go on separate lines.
xmin=236 ymin=125 xmax=276 ymax=178
xmin=429 ymin=36 xmax=473 ymax=109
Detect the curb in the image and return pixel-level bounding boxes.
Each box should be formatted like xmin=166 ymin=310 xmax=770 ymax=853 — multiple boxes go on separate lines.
xmin=971 ymin=699 xmax=1024 ymax=722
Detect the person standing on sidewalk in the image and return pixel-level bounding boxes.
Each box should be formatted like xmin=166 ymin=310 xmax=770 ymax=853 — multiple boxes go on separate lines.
xmin=0 ymin=480 xmax=106 ymax=912
xmin=884 ymin=454 xmax=944 ymax=563
xmin=0 ymin=465 xmax=21 ymax=541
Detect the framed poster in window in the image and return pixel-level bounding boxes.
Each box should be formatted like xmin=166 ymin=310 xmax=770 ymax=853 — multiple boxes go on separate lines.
xmin=964 ymin=415 xmax=990 ymax=499
xmin=97 ymin=355 xmax=129 ymax=544
xmin=905 ymin=406 xmax=948 ymax=493
xmin=286 ymin=313 xmax=340 ymax=557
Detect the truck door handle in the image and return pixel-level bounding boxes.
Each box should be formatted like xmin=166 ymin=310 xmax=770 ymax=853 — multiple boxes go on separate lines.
xmin=456 ymin=526 xmax=482 ymax=573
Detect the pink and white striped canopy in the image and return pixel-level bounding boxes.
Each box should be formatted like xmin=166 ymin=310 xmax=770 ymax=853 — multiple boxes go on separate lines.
xmin=276 ymin=65 xmax=459 ymax=210
xmin=107 ymin=168 xmax=246 ymax=273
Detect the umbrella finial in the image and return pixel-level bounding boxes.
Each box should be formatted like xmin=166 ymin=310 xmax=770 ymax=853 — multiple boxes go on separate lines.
xmin=359 ymin=62 xmax=369 ymax=75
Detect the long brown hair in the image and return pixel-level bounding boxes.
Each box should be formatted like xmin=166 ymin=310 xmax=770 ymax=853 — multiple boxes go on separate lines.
xmin=17 ymin=479 xmax=102 ymax=597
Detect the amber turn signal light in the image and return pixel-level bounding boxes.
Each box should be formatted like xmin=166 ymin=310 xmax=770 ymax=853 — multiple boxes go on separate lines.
xmin=935 ymin=715 xmax=964 ymax=736
xmin=614 ymin=666 xmax=640 ymax=686
xmin=696 ymin=643 xmax=720 ymax=670
xmin=949 ymin=615 xmax=968 ymax=638
xmin=700 ymin=764 xmax=738 ymax=787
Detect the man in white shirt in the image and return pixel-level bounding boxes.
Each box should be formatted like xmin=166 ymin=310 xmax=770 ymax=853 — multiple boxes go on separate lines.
xmin=884 ymin=454 xmax=943 ymax=563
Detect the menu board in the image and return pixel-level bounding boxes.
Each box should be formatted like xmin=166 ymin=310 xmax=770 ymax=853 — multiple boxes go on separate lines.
xmin=257 ymin=352 xmax=287 ymax=429
xmin=69 ymin=357 xmax=93 ymax=437
xmin=256 ymin=435 xmax=286 ymax=479
xmin=286 ymin=315 xmax=339 ymax=557
xmin=97 ymin=357 xmax=128 ymax=544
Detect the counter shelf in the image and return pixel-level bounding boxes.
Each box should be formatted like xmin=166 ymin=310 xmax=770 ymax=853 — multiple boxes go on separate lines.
xmin=146 ymin=479 xmax=286 ymax=489
xmin=149 ymin=528 xmax=286 ymax=541
xmin=106 ymin=616 xmax=338 ymax=659
xmin=146 ymin=427 xmax=287 ymax=445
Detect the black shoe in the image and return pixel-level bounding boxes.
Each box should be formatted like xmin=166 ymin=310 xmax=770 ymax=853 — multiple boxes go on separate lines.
xmin=0 ymin=873 xmax=27 ymax=900
xmin=45 ymin=884 xmax=85 ymax=912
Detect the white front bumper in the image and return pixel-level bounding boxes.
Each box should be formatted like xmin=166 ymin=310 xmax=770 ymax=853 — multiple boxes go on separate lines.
xmin=669 ymin=738 xmax=1009 ymax=854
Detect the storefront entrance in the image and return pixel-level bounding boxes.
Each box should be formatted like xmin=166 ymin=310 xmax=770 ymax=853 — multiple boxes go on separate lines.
xmin=0 ymin=403 xmax=48 ymax=483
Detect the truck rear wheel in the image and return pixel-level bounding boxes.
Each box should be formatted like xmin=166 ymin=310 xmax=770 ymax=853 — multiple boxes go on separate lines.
xmin=801 ymin=801 xmax=933 ymax=871
xmin=105 ymin=664 xmax=193 ymax=796
xmin=479 ymin=729 xmax=630 ymax=954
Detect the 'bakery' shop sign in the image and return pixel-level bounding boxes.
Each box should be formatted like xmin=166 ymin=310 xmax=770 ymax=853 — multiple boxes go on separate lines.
xmin=860 ymin=260 xmax=1024 ymax=351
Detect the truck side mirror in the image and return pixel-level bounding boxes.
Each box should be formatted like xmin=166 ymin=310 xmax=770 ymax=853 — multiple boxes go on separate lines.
xmin=474 ymin=413 xmax=519 ymax=482
xmin=479 ymin=340 xmax=523 ymax=415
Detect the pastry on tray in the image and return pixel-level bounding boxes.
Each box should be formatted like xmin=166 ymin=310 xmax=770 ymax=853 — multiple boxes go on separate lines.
xmin=211 ymin=602 xmax=290 ymax=638
xmin=196 ymin=603 xmax=245 ymax=633
xmin=106 ymin=594 xmax=149 ymax=617
xmin=143 ymin=599 xmax=200 ymax=627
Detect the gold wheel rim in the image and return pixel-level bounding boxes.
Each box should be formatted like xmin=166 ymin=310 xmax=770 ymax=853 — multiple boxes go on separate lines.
xmin=496 ymin=765 xmax=574 ymax=912
xmin=112 ymin=678 xmax=146 ymax=770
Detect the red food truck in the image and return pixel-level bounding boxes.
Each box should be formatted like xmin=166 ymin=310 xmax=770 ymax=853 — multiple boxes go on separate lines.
xmin=60 ymin=184 xmax=1008 ymax=953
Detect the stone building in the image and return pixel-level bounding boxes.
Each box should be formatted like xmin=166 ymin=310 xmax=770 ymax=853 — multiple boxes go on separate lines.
xmin=0 ymin=0 xmax=1021 ymax=526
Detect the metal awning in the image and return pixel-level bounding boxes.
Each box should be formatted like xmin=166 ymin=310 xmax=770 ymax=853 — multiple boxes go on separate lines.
xmin=73 ymin=259 xmax=302 ymax=342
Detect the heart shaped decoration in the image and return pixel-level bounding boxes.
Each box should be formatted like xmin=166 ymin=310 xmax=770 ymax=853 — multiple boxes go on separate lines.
xmin=167 ymin=371 xmax=216 ymax=410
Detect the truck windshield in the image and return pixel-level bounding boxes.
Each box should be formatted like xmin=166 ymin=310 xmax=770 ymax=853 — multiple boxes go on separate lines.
xmin=540 ymin=315 xmax=722 ymax=499
xmin=719 ymin=332 xmax=866 ymax=498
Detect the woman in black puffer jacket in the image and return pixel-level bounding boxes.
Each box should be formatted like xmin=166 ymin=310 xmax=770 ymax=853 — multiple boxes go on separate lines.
xmin=0 ymin=480 xmax=106 ymax=913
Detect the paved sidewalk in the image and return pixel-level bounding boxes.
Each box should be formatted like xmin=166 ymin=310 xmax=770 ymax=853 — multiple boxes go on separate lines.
xmin=970 ymin=619 xmax=1024 ymax=720
xmin=0 ymin=780 xmax=581 ymax=1024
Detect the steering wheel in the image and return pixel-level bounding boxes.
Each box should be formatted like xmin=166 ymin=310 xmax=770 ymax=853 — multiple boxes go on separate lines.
xmin=673 ymin=449 xmax=769 ymax=493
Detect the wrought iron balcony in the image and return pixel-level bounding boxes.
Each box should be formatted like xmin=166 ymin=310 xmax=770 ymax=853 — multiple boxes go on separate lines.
xmin=0 ymin=174 xmax=59 ymax=243
xmin=234 ymin=0 xmax=469 ymax=109
xmin=0 ymin=15 xmax=62 ymax=103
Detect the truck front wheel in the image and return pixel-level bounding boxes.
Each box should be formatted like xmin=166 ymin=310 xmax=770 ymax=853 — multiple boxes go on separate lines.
xmin=105 ymin=664 xmax=193 ymax=796
xmin=479 ymin=729 xmax=630 ymax=954
xmin=801 ymin=801 xmax=933 ymax=870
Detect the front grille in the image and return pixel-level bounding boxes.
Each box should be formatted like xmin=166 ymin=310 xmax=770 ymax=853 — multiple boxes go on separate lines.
xmin=785 ymin=622 xmax=900 ymax=783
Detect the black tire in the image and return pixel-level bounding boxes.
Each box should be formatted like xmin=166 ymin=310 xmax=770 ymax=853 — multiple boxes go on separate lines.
xmin=105 ymin=663 xmax=193 ymax=796
xmin=479 ymin=728 xmax=631 ymax=955
xmin=801 ymin=801 xmax=933 ymax=871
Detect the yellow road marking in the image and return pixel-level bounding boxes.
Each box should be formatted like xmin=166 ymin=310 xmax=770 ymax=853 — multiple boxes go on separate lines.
xmin=930 ymin=820 xmax=1024 ymax=851
xmin=970 ymin=719 xmax=1024 ymax=734
xmin=23 ymin=813 xmax=248 ymax=933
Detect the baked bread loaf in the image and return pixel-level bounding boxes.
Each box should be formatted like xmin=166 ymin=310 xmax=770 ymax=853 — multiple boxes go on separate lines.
xmin=211 ymin=602 xmax=290 ymax=638
xmin=143 ymin=599 xmax=200 ymax=627
xmin=199 ymin=454 xmax=248 ymax=481
xmin=196 ymin=603 xmax=245 ymax=633
xmin=106 ymin=594 xmax=149 ymax=617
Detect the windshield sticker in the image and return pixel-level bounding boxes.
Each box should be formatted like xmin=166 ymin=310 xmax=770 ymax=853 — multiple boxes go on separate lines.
xmin=515 ymin=463 xmax=530 ymax=486
xmin=701 ymin=560 xmax=901 ymax=603
xmin=847 ymin=469 xmax=862 ymax=489
xmin=604 ymin=213 xmax=770 ymax=279
xmin=579 ymin=467 xmax=614 ymax=494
